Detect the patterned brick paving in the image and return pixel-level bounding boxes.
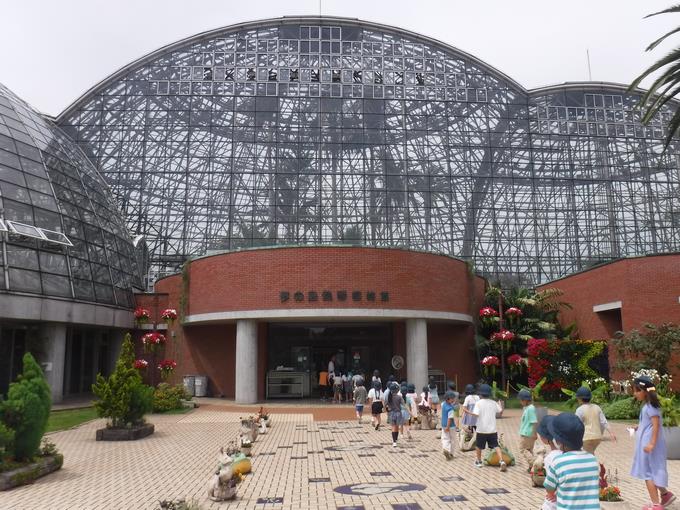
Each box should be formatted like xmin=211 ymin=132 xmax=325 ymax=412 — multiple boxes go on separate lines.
xmin=2 ymin=406 xmax=679 ymax=509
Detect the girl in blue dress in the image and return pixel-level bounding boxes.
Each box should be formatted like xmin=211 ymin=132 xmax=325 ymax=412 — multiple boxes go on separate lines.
xmin=631 ymin=375 xmax=675 ymax=509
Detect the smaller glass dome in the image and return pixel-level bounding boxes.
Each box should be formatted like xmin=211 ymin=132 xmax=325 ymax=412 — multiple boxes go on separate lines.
xmin=0 ymin=83 xmax=141 ymax=307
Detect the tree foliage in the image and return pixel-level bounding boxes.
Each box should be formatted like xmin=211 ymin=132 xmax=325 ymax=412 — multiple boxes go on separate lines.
xmin=0 ymin=353 xmax=52 ymax=461
xmin=629 ymin=3 xmax=680 ymax=150
xmin=613 ymin=322 xmax=680 ymax=374
xmin=92 ymin=333 xmax=153 ymax=428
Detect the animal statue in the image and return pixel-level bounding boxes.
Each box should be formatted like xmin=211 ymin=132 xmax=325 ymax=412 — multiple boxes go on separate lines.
xmin=207 ymin=447 xmax=238 ymax=501
xmin=531 ymin=444 xmax=547 ymax=487
xmin=458 ymin=426 xmax=476 ymax=451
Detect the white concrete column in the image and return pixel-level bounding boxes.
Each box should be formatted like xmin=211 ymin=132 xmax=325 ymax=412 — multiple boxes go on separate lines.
xmin=41 ymin=323 xmax=67 ymax=404
xmin=406 ymin=318 xmax=428 ymax=391
xmin=235 ymin=320 xmax=258 ymax=404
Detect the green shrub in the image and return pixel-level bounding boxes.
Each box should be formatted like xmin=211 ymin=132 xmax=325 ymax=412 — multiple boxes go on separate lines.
xmin=0 ymin=353 xmax=52 ymax=461
xmin=92 ymin=333 xmax=153 ymax=428
xmin=0 ymin=420 xmax=14 ymax=465
xmin=602 ymin=397 xmax=641 ymax=420
xmin=153 ymin=383 xmax=189 ymax=412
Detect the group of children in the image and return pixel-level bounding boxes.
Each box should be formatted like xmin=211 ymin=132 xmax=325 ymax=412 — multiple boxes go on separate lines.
xmin=346 ymin=371 xmax=674 ymax=509
xmin=327 ymin=371 xmax=363 ymax=403
xmin=520 ymin=375 xmax=674 ymax=510
xmin=435 ymin=375 xmax=674 ymax=509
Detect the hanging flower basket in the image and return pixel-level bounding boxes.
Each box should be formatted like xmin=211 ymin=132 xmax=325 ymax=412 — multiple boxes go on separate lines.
xmin=133 ymin=359 xmax=148 ymax=371
xmin=481 ymin=355 xmax=500 ymax=377
xmin=479 ymin=307 xmax=499 ymax=327
xmin=142 ymin=332 xmax=166 ymax=353
xmin=134 ymin=307 xmax=150 ymax=325
xmin=491 ymin=329 xmax=515 ymax=350
xmin=157 ymin=359 xmax=177 ymax=380
xmin=160 ymin=308 xmax=178 ymax=324
xmin=507 ymin=354 xmax=525 ymax=376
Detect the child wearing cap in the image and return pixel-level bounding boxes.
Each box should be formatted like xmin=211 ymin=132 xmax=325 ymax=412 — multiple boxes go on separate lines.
xmin=574 ymin=386 xmax=616 ymax=456
xmin=461 ymin=384 xmax=479 ymax=430
xmin=461 ymin=383 xmax=507 ymax=471
xmin=518 ymin=388 xmax=538 ymax=470
xmin=353 ymin=378 xmax=367 ymax=423
xmin=441 ymin=390 xmax=459 ymax=460
xmin=536 ymin=416 xmax=561 ymax=510
xmin=543 ymin=412 xmax=600 ymax=509
xmin=631 ymin=375 xmax=675 ymax=509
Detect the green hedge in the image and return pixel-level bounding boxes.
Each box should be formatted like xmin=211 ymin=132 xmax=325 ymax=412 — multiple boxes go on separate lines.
xmin=153 ymin=384 xmax=189 ymax=413
xmin=602 ymin=397 xmax=641 ymax=421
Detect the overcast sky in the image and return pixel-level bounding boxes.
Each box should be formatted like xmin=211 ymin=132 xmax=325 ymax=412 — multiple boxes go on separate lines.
xmin=0 ymin=0 xmax=678 ymax=116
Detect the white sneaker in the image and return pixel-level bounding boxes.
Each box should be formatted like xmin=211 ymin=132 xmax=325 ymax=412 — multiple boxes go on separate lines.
xmin=392 ymin=442 xmax=397 ymax=447
xmin=500 ymin=461 xmax=507 ymax=472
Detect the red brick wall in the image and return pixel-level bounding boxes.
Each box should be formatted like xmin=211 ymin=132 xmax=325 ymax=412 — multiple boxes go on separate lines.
xmin=144 ymin=247 xmax=486 ymax=398
xmin=427 ymin=323 xmax=477 ymax=390
xmin=182 ymin=324 xmax=236 ymax=397
xmin=538 ymin=254 xmax=680 ymax=388
xmin=185 ymin=246 xmax=482 ymax=316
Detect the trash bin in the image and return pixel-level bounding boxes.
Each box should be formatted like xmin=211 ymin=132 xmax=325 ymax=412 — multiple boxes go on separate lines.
xmin=183 ymin=375 xmax=196 ymax=397
xmin=194 ymin=375 xmax=208 ymax=397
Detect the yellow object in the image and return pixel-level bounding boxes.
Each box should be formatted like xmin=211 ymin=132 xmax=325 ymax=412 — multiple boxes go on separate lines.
xmin=231 ymin=457 xmax=252 ymax=476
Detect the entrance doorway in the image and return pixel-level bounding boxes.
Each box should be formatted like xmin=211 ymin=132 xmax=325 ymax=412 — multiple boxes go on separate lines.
xmin=267 ymin=323 xmax=393 ymax=398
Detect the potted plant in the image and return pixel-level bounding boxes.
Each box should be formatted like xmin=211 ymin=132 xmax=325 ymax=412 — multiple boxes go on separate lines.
xmin=134 ymin=307 xmax=150 ymax=325
xmin=660 ymin=394 xmax=680 ymax=460
xmin=92 ymin=334 xmax=154 ymax=440
xmin=0 ymin=354 xmax=62 ymax=490
xmin=599 ymin=464 xmax=625 ymax=508
xmin=160 ymin=308 xmax=178 ymax=324
xmin=240 ymin=437 xmax=253 ymax=456
xmin=258 ymin=406 xmax=270 ymax=427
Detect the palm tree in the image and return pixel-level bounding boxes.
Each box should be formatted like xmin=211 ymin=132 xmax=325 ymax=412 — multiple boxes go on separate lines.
xmin=630 ymin=4 xmax=680 ymax=150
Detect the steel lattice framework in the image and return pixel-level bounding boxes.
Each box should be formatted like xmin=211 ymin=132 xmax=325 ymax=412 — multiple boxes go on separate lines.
xmin=56 ymin=17 xmax=680 ymax=286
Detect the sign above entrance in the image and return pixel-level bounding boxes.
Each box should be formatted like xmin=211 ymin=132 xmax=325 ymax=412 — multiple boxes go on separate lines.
xmin=279 ymin=290 xmax=389 ymax=304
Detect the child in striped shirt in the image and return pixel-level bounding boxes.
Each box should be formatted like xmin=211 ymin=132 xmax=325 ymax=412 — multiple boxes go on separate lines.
xmin=543 ymin=413 xmax=600 ymax=510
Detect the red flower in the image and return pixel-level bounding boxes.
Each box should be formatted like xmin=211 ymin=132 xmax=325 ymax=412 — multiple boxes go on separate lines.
xmin=505 ymin=307 xmax=523 ymax=317
xmin=133 ymin=359 xmax=148 ymax=370
xmin=157 ymin=359 xmax=177 ymax=380
xmin=491 ymin=329 xmax=515 ymax=342
xmin=134 ymin=307 xmax=150 ymax=321
xmin=507 ymin=354 xmax=524 ymax=366
xmin=142 ymin=332 xmax=166 ymax=353
xmin=481 ymin=355 xmax=500 ymax=366
xmin=479 ymin=307 xmax=498 ymax=318
xmin=160 ymin=308 xmax=177 ymax=321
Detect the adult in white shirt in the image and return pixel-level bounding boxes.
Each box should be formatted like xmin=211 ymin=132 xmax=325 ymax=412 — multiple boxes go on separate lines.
xmin=327 ymin=354 xmax=336 ymax=381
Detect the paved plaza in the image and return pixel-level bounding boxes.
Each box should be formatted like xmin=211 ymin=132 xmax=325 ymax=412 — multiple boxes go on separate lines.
xmin=2 ymin=403 xmax=679 ymax=510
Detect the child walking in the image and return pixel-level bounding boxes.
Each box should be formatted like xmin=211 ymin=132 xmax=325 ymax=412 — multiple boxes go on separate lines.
xmin=518 ymin=388 xmax=538 ymax=471
xmin=461 ymin=384 xmax=479 ymax=431
xmin=428 ymin=377 xmax=440 ymax=422
xmin=441 ymin=390 xmax=459 ymax=460
xmin=536 ymin=415 xmax=561 ymax=510
xmin=543 ymin=413 xmax=600 ymax=509
xmin=385 ymin=382 xmax=404 ymax=447
xmin=333 ymin=371 xmax=344 ymax=403
xmin=461 ymin=384 xmax=507 ymax=471
xmin=631 ymin=375 xmax=675 ymax=509
xmin=353 ymin=378 xmax=368 ymax=423
xmin=574 ymin=386 xmax=616 ymax=456
xmin=368 ymin=380 xmax=384 ymax=430
xmin=400 ymin=384 xmax=415 ymax=440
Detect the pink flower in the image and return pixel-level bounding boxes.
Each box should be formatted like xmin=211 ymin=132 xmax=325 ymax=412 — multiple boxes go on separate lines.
xmin=134 ymin=307 xmax=150 ymax=321
xmin=161 ymin=308 xmax=177 ymax=321
xmin=481 ymin=355 xmax=500 ymax=366
xmin=507 ymin=354 xmax=524 ymax=366
xmin=491 ymin=329 xmax=515 ymax=342
xmin=133 ymin=359 xmax=148 ymax=370
xmin=505 ymin=307 xmax=523 ymax=317
xmin=479 ymin=307 xmax=498 ymax=318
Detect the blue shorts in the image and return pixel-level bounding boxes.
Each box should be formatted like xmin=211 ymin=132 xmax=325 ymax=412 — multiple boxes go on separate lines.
xmin=355 ymin=404 xmax=364 ymax=413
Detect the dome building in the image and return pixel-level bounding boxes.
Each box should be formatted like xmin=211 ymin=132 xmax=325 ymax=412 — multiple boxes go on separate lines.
xmin=3 ymin=17 xmax=678 ymax=403
xmin=0 ymin=83 xmax=143 ymax=401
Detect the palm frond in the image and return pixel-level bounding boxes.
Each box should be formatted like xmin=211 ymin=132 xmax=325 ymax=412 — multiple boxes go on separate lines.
xmin=645 ymin=3 xmax=680 ymax=18
xmin=629 ymin=46 xmax=680 ymax=91
xmin=647 ymin=25 xmax=680 ymax=51
xmin=663 ymin=105 xmax=680 ymax=148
